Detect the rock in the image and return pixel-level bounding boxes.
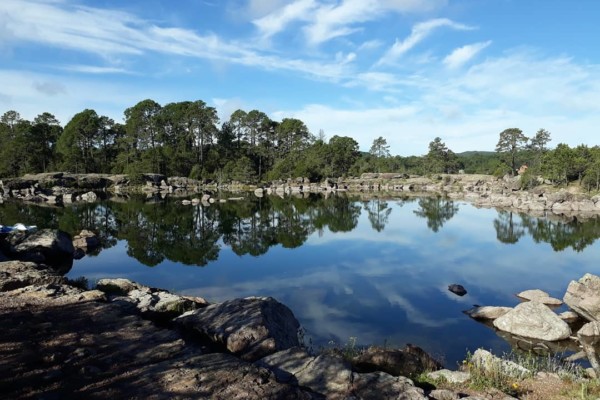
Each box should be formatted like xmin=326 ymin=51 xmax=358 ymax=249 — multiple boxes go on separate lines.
xmin=72 ymin=230 xmax=99 ymax=252
xmin=559 ymin=311 xmax=581 ymax=324
xmin=176 ymin=296 xmax=300 ymax=361
xmin=96 ymin=279 xmax=208 ymax=322
xmin=428 ymin=389 xmax=460 ymax=400
xmin=426 ymin=369 xmax=470 ymax=384
xmin=516 ymin=289 xmax=562 ymax=306
xmin=471 ymin=349 xmax=530 ymax=378
xmin=448 ymin=284 xmax=467 ymax=296
xmin=351 ymin=371 xmax=427 ymax=400
xmin=80 ymin=191 xmax=97 ymax=202
xmin=351 ymin=345 xmax=442 ymax=377
xmin=254 ymin=188 xmax=265 ymax=197
xmin=464 ymin=306 xmax=512 ymax=320
xmin=577 ymin=321 xmax=600 ymax=344
xmin=7 ymin=229 xmax=74 ymax=271
xmin=0 ymin=260 xmax=65 ymax=291
xmin=257 ymin=348 xmax=427 ymax=399
xmin=96 ymin=278 xmax=141 ymax=295
xmin=181 ymin=199 xmax=191 ymax=205
xmin=564 ymin=273 xmax=600 ymax=321
xmin=493 ymin=301 xmax=571 ymax=341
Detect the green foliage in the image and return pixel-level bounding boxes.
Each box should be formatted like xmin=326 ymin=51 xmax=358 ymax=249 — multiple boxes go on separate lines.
xmin=65 ymin=276 xmax=89 ymax=290
xmin=496 ymin=128 xmax=529 ymax=175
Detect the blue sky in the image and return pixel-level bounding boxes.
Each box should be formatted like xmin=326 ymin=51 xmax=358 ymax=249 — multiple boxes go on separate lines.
xmin=1 ymin=0 xmax=599 ymax=155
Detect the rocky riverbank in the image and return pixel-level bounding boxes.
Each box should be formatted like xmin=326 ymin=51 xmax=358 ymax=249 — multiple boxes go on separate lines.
xmin=2 ymin=172 xmax=600 ymax=219
xmin=2 ymin=229 xmax=600 ymax=399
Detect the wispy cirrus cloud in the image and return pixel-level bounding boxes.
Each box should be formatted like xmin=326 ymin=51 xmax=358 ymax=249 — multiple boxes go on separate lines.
xmin=376 ymin=18 xmax=475 ymax=66
xmin=252 ymin=0 xmax=317 ymax=40
xmin=443 ymin=40 xmax=492 ymax=69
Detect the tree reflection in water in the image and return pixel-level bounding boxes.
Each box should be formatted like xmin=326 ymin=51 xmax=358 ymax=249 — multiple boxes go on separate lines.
xmin=1 ymin=194 xmax=600 ymax=266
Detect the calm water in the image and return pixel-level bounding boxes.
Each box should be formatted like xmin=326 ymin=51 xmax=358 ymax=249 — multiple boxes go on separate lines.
xmin=1 ymin=194 xmax=599 ymax=367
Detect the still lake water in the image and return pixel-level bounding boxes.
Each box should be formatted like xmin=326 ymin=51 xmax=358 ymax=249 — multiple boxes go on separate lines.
xmin=1 ymin=194 xmax=599 ymax=367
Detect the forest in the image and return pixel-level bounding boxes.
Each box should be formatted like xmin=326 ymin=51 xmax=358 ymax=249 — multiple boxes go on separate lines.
xmin=1 ymin=99 xmax=600 ymax=191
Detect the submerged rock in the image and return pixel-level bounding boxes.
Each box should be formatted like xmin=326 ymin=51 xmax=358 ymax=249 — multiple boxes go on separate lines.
xmin=448 ymin=284 xmax=467 ymax=296
xmin=176 ymin=296 xmax=300 ymax=361
xmin=493 ymin=301 xmax=571 ymax=341
xmin=464 ymin=306 xmax=512 ymax=320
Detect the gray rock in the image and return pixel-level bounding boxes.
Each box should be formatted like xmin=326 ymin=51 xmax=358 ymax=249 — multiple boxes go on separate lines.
xmin=351 ymin=345 xmax=442 ymax=377
xmin=351 ymin=371 xmax=427 ymax=400
xmin=80 ymin=191 xmax=97 ymax=202
xmin=516 ymin=289 xmax=562 ymax=306
xmin=564 ymin=273 xmax=600 ymax=322
xmin=72 ymin=230 xmax=99 ymax=252
xmin=577 ymin=321 xmax=600 ymax=345
xmin=428 ymin=389 xmax=460 ymax=400
xmin=448 ymin=284 xmax=467 ymax=296
xmin=9 ymin=229 xmax=74 ymax=271
xmin=176 ymin=296 xmax=300 ymax=361
xmin=471 ymin=349 xmax=530 ymax=378
xmin=96 ymin=278 xmax=207 ymax=322
xmin=559 ymin=311 xmax=581 ymax=324
xmin=426 ymin=369 xmax=470 ymax=384
xmin=464 ymin=306 xmax=512 ymax=320
xmin=493 ymin=301 xmax=571 ymax=341
xmin=0 ymin=260 xmax=64 ymax=291
xmin=96 ymin=278 xmax=141 ymax=295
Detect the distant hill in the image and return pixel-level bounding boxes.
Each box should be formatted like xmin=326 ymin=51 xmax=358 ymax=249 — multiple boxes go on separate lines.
xmin=456 ymin=151 xmax=496 ymax=157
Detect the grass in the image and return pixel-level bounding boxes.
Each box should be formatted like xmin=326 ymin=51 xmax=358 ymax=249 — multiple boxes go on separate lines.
xmin=65 ymin=276 xmax=89 ymax=290
xmin=463 ymin=349 xmax=591 ymax=398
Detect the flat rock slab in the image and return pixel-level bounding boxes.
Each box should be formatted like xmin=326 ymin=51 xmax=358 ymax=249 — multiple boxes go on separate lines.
xmin=175 ymin=296 xmax=300 ymax=361
xmin=564 ymin=273 xmax=600 ymax=322
xmin=516 ymin=289 xmax=562 ymax=306
xmin=493 ymin=301 xmax=571 ymax=341
xmin=0 ymin=283 xmax=309 ymax=399
xmin=0 ymin=260 xmax=64 ymax=291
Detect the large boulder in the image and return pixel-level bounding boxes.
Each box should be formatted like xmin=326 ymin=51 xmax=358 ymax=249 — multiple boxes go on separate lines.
xmin=2 ymin=229 xmax=74 ymax=271
xmin=351 ymin=345 xmax=442 ymax=377
xmin=175 ymin=296 xmax=300 ymax=361
xmin=564 ymin=273 xmax=600 ymax=322
xmin=493 ymin=301 xmax=571 ymax=341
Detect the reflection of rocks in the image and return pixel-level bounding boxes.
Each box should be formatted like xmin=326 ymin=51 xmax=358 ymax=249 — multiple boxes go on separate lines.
xmin=493 ymin=301 xmax=571 ymax=341
xmin=564 ymin=273 xmax=600 ymax=322
xmin=495 ymin=330 xmax=579 ymax=354
xmin=176 ymin=296 xmax=301 ymax=362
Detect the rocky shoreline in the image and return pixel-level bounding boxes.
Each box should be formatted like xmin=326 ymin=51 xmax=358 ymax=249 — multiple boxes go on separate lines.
xmin=3 ymin=229 xmax=600 ymax=398
xmin=2 ymin=172 xmax=600 ymax=219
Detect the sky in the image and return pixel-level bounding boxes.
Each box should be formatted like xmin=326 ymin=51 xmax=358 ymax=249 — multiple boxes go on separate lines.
xmin=1 ymin=0 xmax=599 ymax=156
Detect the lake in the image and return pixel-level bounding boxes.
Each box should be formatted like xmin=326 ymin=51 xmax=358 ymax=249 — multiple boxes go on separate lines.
xmin=1 ymin=193 xmax=599 ymax=367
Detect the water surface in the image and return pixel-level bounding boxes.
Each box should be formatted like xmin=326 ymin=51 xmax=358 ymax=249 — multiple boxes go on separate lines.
xmin=1 ymin=194 xmax=599 ymax=367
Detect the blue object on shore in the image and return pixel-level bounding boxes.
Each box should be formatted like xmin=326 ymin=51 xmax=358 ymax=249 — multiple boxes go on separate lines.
xmin=0 ymin=223 xmax=37 ymax=233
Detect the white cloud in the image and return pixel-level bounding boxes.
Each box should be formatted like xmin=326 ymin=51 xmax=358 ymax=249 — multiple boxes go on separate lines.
xmin=443 ymin=40 xmax=491 ymax=69
xmin=60 ymin=65 xmax=133 ymax=74
xmin=376 ymin=18 xmax=475 ymax=66
xmin=252 ymin=0 xmax=317 ymax=40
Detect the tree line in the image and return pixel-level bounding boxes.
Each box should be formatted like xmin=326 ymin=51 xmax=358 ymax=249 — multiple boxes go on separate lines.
xmin=1 ymin=102 xmax=600 ymax=190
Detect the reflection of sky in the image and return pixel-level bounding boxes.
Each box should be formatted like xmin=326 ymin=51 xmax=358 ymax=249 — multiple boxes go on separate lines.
xmin=67 ymin=200 xmax=600 ymax=367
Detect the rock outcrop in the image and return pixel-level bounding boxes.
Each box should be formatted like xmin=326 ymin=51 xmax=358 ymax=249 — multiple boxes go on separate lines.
xmin=516 ymin=289 xmax=562 ymax=306
xmin=564 ymin=273 xmax=600 ymax=322
xmin=175 ymin=296 xmax=301 ymax=361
